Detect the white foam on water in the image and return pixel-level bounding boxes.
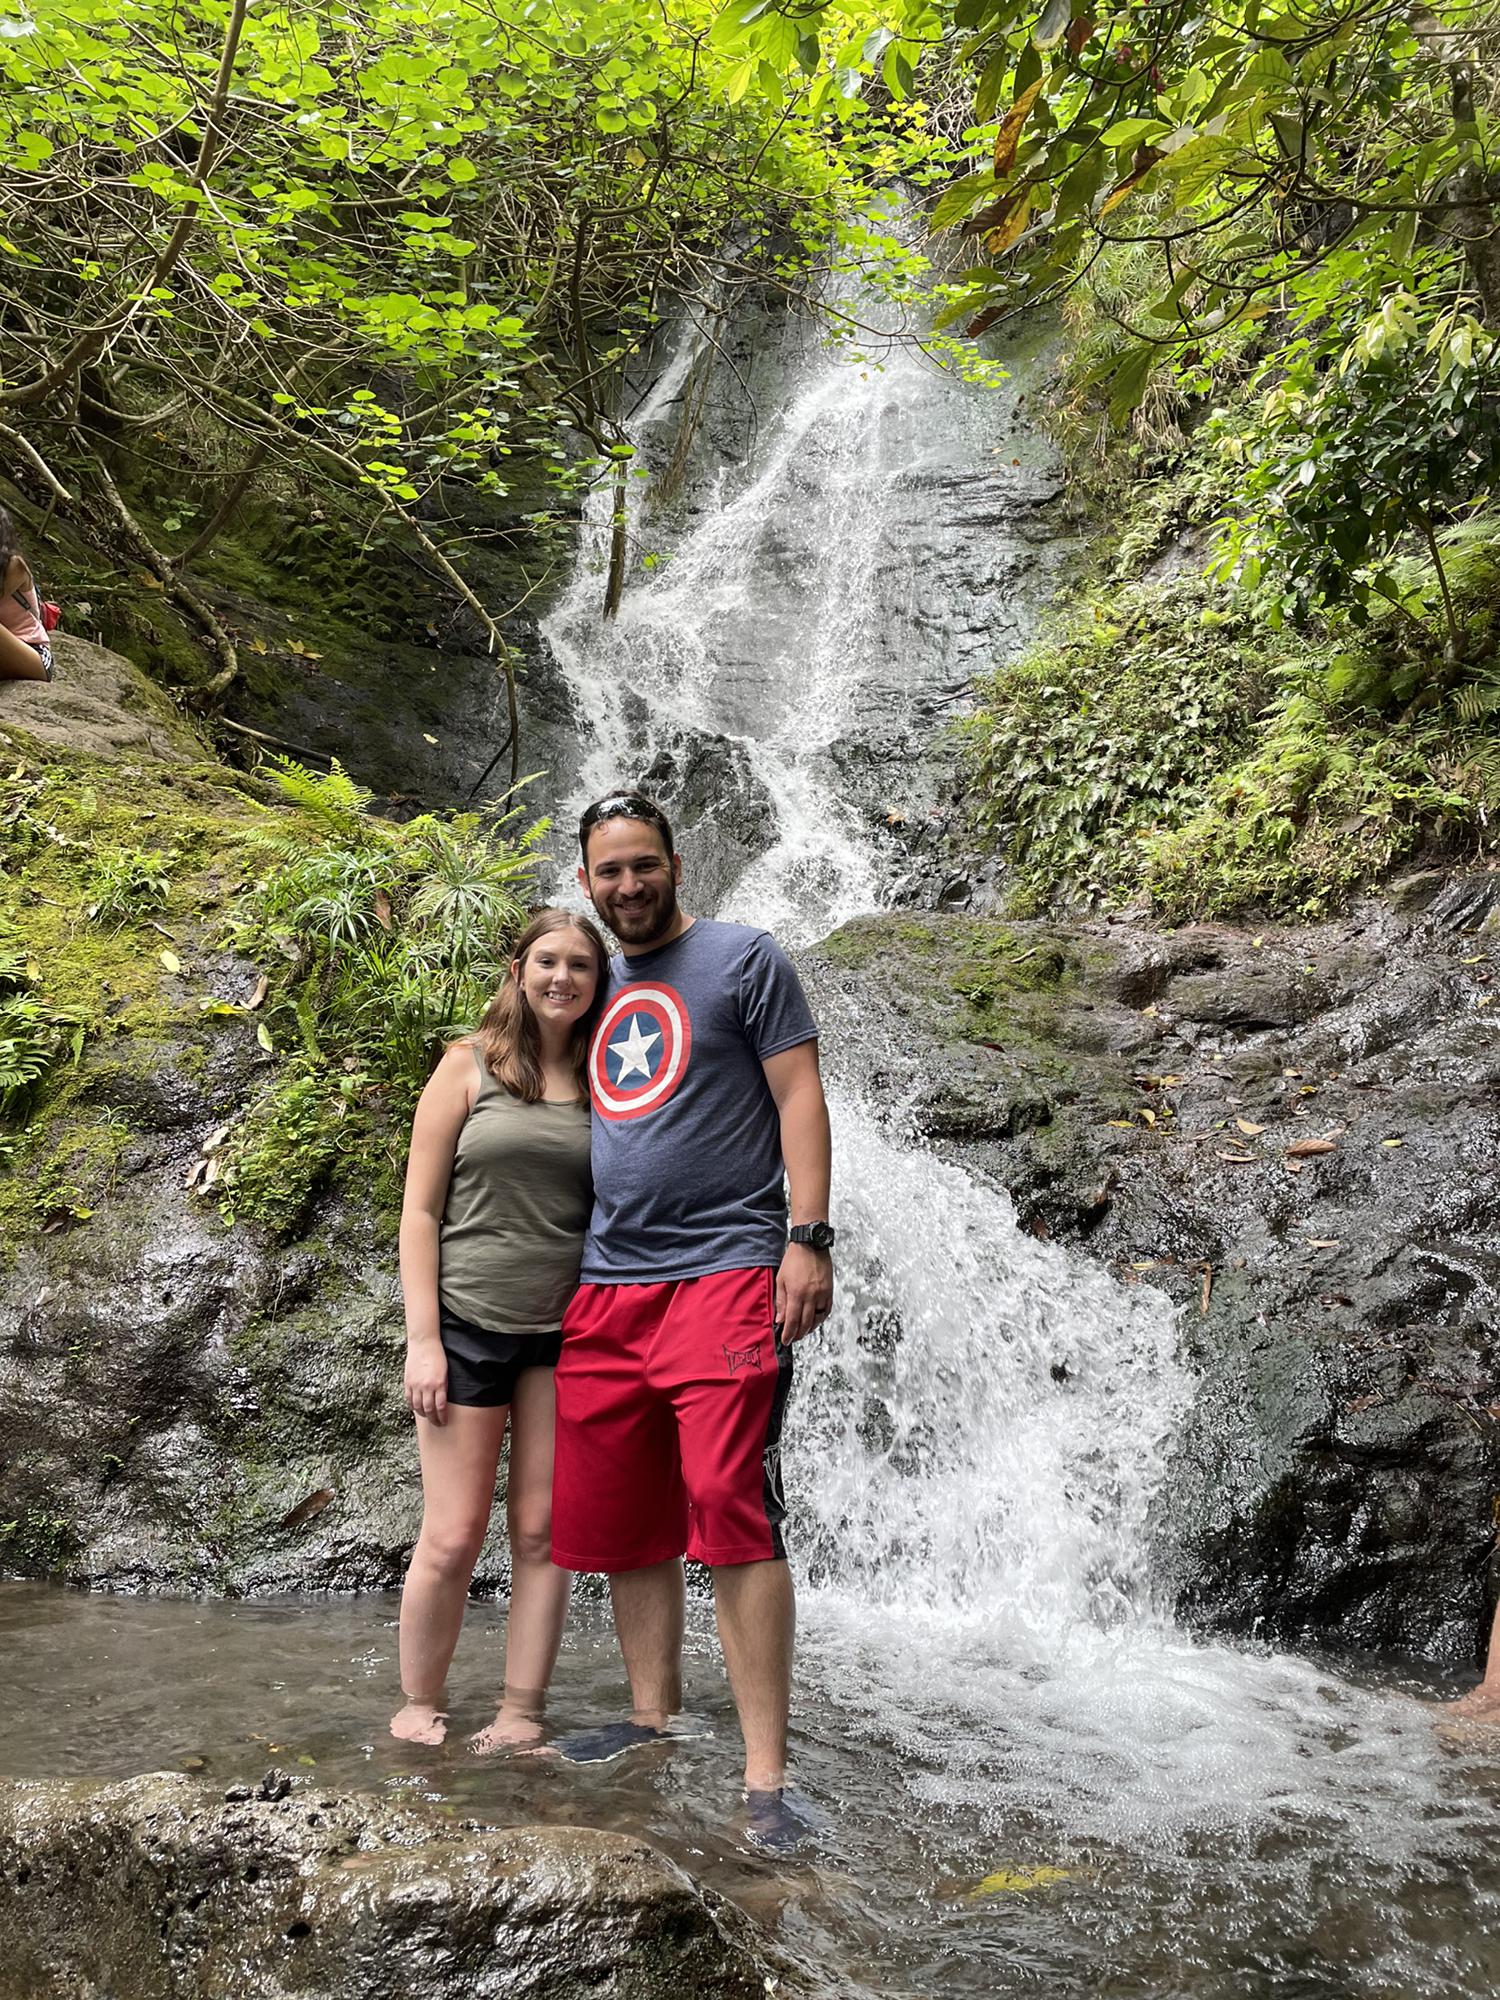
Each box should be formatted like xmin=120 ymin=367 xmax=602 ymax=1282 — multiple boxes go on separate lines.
xmin=543 ymin=314 xmax=997 ymax=943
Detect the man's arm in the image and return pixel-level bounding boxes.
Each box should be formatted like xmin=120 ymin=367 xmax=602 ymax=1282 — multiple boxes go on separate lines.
xmin=763 ymin=1039 xmax=832 ymax=1345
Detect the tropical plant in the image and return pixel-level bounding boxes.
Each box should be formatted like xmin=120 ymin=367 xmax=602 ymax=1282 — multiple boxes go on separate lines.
xmin=86 ymin=847 xmax=174 ymax=925
xmin=232 ymin=759 xmax=546 ymax=1099
xmin=215 ymin=1060 xmax=367 ymax=1239
xmin=0 ymin=937 xmax=86 ymax=1119
xmin=1211 ymin=297 xmax=1500 ymax=657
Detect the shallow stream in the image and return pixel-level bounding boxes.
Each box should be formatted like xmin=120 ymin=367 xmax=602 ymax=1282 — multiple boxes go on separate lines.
xmin=5 ymin=1585 xmax=1500 ymax=1997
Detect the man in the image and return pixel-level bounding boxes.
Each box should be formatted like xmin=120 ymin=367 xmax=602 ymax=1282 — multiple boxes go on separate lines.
xmin=550 ymin=790 xmax=834 ymax=1843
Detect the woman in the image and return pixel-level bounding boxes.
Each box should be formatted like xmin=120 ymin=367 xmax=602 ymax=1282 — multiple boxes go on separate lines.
xmin=392 ymin=907 xmax=607 ymax=1750
xmin=0 ymin=507 xmax=54 ymax=683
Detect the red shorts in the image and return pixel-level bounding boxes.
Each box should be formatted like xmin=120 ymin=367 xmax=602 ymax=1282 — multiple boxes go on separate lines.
xmin=551 ymin=1266 xmax=792 ymax=1572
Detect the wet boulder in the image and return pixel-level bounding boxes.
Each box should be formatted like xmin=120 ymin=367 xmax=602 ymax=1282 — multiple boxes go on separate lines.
xmin=0 ymin=1772 xmax=845 ymax=2000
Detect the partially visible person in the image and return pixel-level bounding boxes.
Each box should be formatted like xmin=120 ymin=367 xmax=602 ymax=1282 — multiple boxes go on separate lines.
xmin=1449 ymin=1599 xmax=1500 ymax=1722
xmin=392 ymin=908 xmax=607 ymax=1751
xmin=0 ymin=507 xmax=54 ymax=683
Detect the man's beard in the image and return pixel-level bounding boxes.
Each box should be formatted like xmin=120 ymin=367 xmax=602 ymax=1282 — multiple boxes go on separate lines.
xmin=600 ymin=877 xmax=678 ymax=946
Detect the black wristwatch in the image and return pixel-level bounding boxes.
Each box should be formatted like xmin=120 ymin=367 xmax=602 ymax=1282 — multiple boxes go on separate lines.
xmin=790 ymin=1221 xmax=836 ymax=1252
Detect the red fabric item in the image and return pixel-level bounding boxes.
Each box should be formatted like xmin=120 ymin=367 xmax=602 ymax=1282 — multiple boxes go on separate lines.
xmin=40 ymin=601 xmax=61 ymax=633
xmin=551 ymin=1266 xmax=793 ymax=1573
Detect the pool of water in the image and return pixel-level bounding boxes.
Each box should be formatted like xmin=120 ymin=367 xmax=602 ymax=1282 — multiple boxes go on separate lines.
xmin=4 ymin=1583 xmax=1499 ymax=1998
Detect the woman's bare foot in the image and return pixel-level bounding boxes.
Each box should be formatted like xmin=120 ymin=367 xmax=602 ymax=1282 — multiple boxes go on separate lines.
xmin=1448 ymin=1684 xmax=1500 ymax=1723
xmin=390 ymin=1701 xmax=447 ymax=1745
xmin=470 ymin=1707 xmax=545 ymax=1754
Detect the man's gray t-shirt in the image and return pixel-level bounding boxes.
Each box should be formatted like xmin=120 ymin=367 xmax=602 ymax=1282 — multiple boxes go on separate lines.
xmin=581 ymin=918 xmax=818 ymax=1283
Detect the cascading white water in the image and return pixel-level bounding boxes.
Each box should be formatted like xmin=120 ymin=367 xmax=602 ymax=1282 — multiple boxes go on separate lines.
xmin=541 ymin=304 xmax=1495 ymax=1870
xmin=543 ymin=305 xmax=1048 ymax=939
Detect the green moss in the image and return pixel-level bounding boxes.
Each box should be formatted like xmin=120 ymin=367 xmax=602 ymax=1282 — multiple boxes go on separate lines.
xmin=0 ymin=1506 xmax=81 ymax=1576
xmin=961 ymin=440 xmax=1498 ymax=919
xmin=817 ymin=914 xmax=1080 ymax=1059
xmin=1 ymin=754 xmax=262 ymax=1014
xmin=217 ymin=1062 xmax=370 ymax=1241
xmin=0 ymin=1109 xmax=135 ymax=1257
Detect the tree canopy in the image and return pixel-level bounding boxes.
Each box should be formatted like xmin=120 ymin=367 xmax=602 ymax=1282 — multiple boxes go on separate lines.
xmin=0 ymin=0 xmax=940 ymax=722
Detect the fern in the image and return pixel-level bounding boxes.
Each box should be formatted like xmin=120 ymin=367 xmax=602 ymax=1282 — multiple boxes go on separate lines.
xmin=267 ymin=757 xmax=379 ymax=845
xmin=229 ymin=770 xmax=547 ymax=1102
xmin=1453 ymin=672 xmax=1500 ymax=726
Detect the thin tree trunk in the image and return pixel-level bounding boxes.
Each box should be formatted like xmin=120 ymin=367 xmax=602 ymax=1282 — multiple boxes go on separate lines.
xmin=1419 ymin=513 xmax=1463 ymax=662
xmin=80 ymin=437 xmax=240 ymax=693
xmin=603 ymin=457 xmax=629 ymax=619
xmin=175 ymin=440 xmax=271 ymax=568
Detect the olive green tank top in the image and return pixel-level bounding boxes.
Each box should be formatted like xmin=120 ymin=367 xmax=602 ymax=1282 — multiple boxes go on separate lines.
xmin=438 ymin=1048 xmax=592 ymax=1334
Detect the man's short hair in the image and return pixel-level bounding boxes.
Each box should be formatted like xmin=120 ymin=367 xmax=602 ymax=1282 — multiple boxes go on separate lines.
xmin=578 ymin=790 xmax=677 ymax=863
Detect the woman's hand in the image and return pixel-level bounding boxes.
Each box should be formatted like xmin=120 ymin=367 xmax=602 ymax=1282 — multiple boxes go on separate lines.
xmin=405 ymin=1337 xmax=449 ymax=1425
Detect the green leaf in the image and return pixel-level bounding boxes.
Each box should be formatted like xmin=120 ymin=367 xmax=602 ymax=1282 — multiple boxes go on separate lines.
xmin=1100 ymin=117 xmax=1170 ymax=149
xmin=1033 ymin=0 xmax=1071 ymax=49
xmin=932 ymin=171 xmax=996 ymax=232
xmin=1107 ymin=342 xmax=1156 ymax=426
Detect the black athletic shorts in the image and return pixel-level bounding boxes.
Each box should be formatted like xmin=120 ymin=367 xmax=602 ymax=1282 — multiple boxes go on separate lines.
xmin=438 ymin=1303 xmax=563 ymax=1409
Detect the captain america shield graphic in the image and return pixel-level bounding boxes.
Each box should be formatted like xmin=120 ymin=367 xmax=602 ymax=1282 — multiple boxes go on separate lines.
xmin=589 ymin=983 xmax=693 ymax=1122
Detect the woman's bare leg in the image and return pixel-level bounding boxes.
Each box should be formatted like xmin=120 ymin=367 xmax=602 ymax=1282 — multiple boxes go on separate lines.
xmin=0 ymin=628 xmax=49 ymax=682
xmin=392 ymin=1403 xmax=508 ymax=1744
xmin=471 ymin=1365 xmax=571 ymax=1751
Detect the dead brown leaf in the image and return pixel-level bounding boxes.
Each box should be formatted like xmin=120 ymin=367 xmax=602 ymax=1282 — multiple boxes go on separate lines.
xmin=1285 ymin=1137 xmax=1338 ymax=1158
xmin=279 ymin=1488 xmax=335 ymax=1532
xmin=1234 ymin=1118 xmax=1266 ymax=1136
xmin=993 ymin=78 xmax=1044 ymax=177
xmin=984 ymin=187 xmax=1033 ymax=255
xmin=247 ymin=974 xmax=269 ymax=1010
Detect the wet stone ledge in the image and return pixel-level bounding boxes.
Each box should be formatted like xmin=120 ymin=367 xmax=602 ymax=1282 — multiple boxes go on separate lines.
xmin=0 ymin=1771 xmax=848 ymax=2000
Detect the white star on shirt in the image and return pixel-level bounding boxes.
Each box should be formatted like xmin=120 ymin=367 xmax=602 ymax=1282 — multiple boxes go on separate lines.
xmin=609 ymin=1014 xmax=661 ymax=1081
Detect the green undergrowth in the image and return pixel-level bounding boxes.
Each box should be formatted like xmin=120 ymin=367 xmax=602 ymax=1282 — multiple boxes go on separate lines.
xmin=0 ymin=1505 xmax=81 ymax=1576
xmin=0 ymin=745 xmax=267 ymax=1240
xmin=963 ymin=451 xmax=1500 ymax=922
xmin=0 ymin=730 xmax=543 ymax=1255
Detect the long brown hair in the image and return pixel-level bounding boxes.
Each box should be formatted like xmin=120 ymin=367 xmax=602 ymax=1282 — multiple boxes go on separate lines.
xmin=474 ymin=907 xmax=609 ymax=1103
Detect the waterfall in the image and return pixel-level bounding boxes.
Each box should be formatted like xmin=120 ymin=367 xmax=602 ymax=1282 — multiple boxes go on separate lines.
xmin=539 ymin=304 xmax=1477 ymax=1852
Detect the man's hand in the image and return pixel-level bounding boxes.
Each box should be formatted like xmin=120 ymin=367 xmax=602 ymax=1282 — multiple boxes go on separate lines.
xmin=775 ymin=1242 xmax=833 ymax=1345
xmin=404 ymin=1337 xmax=449 ymax=1424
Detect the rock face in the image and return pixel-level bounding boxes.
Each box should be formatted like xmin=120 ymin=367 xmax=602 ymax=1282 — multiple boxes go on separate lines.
xmin=0 ymin=634 xmax=209 ymax=763
xmin=0 ymin=642 xmax=460 ymax=1593
xmin=806 ymin=885 xmax=1500 ymax=1667
xmin=0 ymin=1772 xmax=845 ymax=2000
xmin=537 ymin=304 xmax=1082 ymax=910
xmin=0 ymin=1153 xmax=420 ymax=1593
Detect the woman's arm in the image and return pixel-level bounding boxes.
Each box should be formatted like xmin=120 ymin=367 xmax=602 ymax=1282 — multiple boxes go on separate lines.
xmin=8 ymin=555 xmax=38 ymax=614
xmin=399 ymin=1043 xmax=476 ymax=1424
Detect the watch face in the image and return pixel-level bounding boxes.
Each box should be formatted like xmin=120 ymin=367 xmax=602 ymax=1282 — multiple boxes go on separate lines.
xmin=810 ymin=1222 xmax=835 ymax=1250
